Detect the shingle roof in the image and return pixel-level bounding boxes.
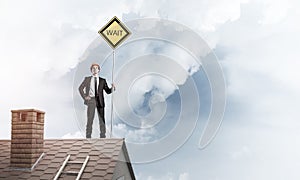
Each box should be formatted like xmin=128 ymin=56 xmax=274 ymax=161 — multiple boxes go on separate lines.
xmin=0 ymin=138 xmax=135 ymax=180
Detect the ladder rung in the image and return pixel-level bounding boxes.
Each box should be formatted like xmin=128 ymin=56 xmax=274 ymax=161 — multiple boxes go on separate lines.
xmin=63 ymin=171 xmax=79 ymax=175
xmin=68 ymin=161 xmax=84 ymax=164
xmin=54 ymin=154 xmax=90 ymax=180
xmin=76 ymin=156 xmax=90 ymax=180
xmin=53 ymin=154 xmax=71 ymax=180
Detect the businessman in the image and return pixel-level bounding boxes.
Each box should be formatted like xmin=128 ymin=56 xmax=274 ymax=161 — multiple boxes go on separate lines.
xmin=79 ymin=63 xmax=115 ymax=138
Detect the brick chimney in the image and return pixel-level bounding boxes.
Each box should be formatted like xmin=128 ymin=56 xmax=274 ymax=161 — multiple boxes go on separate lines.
xmin=10 ymin=109 xmax=45 ymax=169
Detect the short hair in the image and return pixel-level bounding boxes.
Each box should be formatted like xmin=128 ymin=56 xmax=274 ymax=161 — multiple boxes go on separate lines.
xmin=90 ymin=63 xmax=100 ymax=72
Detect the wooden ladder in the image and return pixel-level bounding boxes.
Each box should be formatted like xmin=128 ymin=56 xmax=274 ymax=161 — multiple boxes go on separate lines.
xmin=53 ymin=154 xmax=90 ymax=180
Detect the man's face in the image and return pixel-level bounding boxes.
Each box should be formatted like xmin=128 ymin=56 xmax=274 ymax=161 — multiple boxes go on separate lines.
xmin=91 ymin=66 xmax=100 ymax=75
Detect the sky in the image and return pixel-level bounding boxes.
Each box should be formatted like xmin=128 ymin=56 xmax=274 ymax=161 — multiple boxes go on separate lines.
xmin=1 ymin=0 xmax=300 ymax=179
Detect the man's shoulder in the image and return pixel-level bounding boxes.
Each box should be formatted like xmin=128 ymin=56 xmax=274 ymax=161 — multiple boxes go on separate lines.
xmin=81 ymin=76 xmax=92 ymax=83
xmin=99 ymin=77 xmax=106 ymax=81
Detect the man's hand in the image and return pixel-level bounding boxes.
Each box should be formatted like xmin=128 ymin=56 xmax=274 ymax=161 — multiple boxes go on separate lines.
xmin=85 ymin=96 xmax=91 ymax=100
xmin=111 ymin=83 xmax=116 ymax=91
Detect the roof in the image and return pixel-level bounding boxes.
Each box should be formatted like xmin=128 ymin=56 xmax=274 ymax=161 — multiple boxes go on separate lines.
xmin=0 ymin=138 xmax=135 ymax=180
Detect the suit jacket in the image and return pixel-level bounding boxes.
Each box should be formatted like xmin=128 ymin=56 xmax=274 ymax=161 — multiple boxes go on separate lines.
xmin=78 ymin=76 xmax=112 ymax=107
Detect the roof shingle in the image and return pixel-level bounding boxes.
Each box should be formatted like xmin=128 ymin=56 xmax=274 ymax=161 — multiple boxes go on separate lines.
xmin=0 ymin=138 xmax=134 ymax=179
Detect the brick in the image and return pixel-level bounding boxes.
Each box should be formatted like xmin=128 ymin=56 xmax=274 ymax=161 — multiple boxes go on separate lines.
xmin=20 ymin=115 xmax=37 ymax=122
xmin=11 ymin=158 xmax=36 ymax=164
xmin=24 ymin=112 xmax=37 ymax=117
xmin=12 ymin=134 xmax=43 ymax=139
xmin=11 ymin=148 xmax=42 ymax=154
xmin=37 ymin=113 xmax=45 ymax=118
xmin=10 ymin=163 xmax=32 ymax=168
xmin=12 ymin=117 xmax=20 ymax=122
xmin=12 ymin=121 xmax=44 ymax=126
xmin=11 ymin=143 xmax=43 ymax=149
xmin=11 ymin=112 xmax=20 ymax=118
xmin=11 ymin=138 xmax=39 ymax=144
xmin=37 ymin=117 xmax=44 ymax=123
xmin=11 ymin=129 xmax=44 ymax=135
xmin=11 ymin=124 xmax=33 ymax=130
xmin=10 ymin=153 xmax=41 ymax=159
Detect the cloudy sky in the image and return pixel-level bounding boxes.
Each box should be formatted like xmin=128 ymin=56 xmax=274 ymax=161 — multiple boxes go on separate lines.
xmin=1 ymin=0 xmax=300 ymax=179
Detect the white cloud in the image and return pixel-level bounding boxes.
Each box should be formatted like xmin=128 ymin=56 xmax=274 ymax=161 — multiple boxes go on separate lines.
xmin=127 ymin=0 xmax=248 ymax=32
xmin=125 ymin=0 xmax=300 ymax=179
xmin=231 ymin=146 xmax=251 ymax=160
xmin=113 ymin=123 xmax=158 ymax=143
xmin=257 ymin=0 xmax=291 ymax=25
xmin=179 ymin=172 xmax=189 ymax=180
xmin=137 ymin=172 xmax=189 ymax=180
xmin=62 ymin=131 xmax=84 ymax=139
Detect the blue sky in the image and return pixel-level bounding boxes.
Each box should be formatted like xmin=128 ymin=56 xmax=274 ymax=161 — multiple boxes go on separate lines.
xmin=1 ymin=0 xmax=300 ymax=179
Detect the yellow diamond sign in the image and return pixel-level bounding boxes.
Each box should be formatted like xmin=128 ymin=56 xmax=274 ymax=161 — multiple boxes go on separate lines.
xmin=98 ymin=16 xmax=131 ymax=49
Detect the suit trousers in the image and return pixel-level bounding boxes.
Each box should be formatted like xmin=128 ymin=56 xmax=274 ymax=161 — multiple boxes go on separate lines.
xmin=86 ymin=97 xmax=106 ymax=138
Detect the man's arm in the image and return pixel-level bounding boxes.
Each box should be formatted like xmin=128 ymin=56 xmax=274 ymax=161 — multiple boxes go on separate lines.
xmin=103 ymin=79 xmax=113 ymax=94
xmin=78 ymin=77 xmax=87 ymax=99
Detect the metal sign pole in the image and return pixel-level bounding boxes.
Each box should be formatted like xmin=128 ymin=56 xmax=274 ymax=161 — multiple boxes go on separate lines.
xmin=98 ymin=16 xmax=131 ymax=139
xmin=110 ymin=50 xmax=115 ymax=138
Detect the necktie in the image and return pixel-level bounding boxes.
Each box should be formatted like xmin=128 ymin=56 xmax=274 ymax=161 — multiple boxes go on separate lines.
xmin=94 ymin=77 xmax=98 ymax=97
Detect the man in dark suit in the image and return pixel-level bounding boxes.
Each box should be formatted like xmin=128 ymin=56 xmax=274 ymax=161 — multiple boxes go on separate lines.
xmin=79 ymin=63 xmax=115 ymax=138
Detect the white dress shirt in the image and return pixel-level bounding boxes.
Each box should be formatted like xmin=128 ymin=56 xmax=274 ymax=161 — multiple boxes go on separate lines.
xmin=89 ymin=75 xmax=99 ymax=97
